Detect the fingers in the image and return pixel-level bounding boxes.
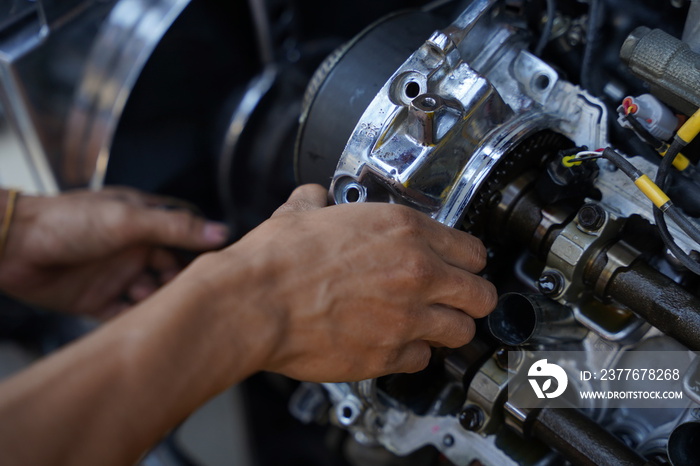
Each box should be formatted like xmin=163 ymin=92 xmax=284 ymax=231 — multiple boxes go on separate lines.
xmin=381 ymin=204 xmax=487 ymax=274
xmin=127 ymin=273 xmax=159 ymax=302
xmin=129 ymin=207 xmax=229 ymax=251
xmin=148 ymin=248 xmax=181 ymax=283
xmin=414 ymin=305 xmax=477 ymax=348
xmin=273 ymin=184 xmax=328 ymax=216
xmin=423 ymin=221 xmax=488 ymax=274
xmin=429 ymin=265 xmax=498 ymax=318
xmin=100 ymin=186 xmax=199 ymax=211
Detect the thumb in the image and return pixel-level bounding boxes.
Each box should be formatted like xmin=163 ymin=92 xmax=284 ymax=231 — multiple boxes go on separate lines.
xmin=273 ymin=184 xmax=329 ymax=216
xmin=130 ymin=207 xmax=230 ymax=250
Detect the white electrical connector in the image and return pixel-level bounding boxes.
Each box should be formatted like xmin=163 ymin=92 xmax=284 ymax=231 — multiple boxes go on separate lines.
xmin=616 ymin=93 xmax=679 ymax=141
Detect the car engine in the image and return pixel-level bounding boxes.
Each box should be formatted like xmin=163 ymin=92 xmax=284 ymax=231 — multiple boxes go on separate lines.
xmin=2 ymin=0 xmax=700 ymax=464
xmin=293 ymin=1 xmax=700 ymax=464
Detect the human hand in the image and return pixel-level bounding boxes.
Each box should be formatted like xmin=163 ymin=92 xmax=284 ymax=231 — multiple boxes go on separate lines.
xmin=190 ymin=184 xmax=497 ymax=383
xmin=0 ymin=187 xmax=229 ymax=318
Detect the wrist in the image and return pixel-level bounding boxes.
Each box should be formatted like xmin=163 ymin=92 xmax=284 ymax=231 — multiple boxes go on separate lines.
xmin=162 ymin=245 xmax=286 ymax=385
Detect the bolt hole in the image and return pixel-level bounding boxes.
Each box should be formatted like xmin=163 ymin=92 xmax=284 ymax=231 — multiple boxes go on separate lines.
xmin=344 ymin=186 xmax=361 ymax=203
xmin=421 ymin=96 xmax=437 ymax=108
xmin=534 ymin=74 xmax=551 ymax=91
xmin=341 ymin=406 xmax=354 ymax=419
xmin=405 ymin=81 xmax=420 ymax=99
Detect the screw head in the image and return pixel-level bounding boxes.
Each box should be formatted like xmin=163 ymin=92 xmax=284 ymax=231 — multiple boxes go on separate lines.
xmin=578 ymin=204 xmax=606 ymax=231
xmin=459 ymin=405 xmax=484 ymax=431
xmin=538 ymin=271 xmax=563 ymax=296
xmin=443 ymin=434 xmax=455 ymax=447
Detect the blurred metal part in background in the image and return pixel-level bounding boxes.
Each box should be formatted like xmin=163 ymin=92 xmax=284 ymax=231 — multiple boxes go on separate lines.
xmin=0 ymin=0 xmax=257 ymax=202
xmin=62 ymin=0 xmax=192 ymax=189
xmin=0 ymin=0 xmax=116 ymax=193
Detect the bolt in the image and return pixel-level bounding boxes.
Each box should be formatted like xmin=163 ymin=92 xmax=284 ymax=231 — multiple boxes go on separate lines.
xmin=487 ymin=191 xmax=502 ymax=209
xmin=538 ymin=271 xmax=564 ymax=296
xmin=495 ymin=348 xmax=509 ymax=370
xmin=443 ymin=434 xmax=454 ymax=447
xmin=578 ymin=204 xmax=606 ymax=231
xmin=458 ymin=405 xmax=484 ymax=431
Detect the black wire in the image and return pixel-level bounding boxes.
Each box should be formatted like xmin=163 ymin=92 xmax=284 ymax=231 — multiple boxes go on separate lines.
xmin=666 ymin=207 xmax=700 ymax=245
xmin=602 ymin=148 xmax=641 ymax=179
xmin=580 ymin=0 xmax=603 ymax=93
xmin=653 ymin=142 xmax=700 ymax=274
xmin=624 ymin=114 xmax=663 ymax=150
xmin=534 ymin=0 xmax=556 ymax=56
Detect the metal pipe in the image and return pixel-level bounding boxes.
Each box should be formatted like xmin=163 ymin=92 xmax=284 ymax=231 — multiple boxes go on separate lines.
xmin=589 ymin=261 xmax=700 ymax=351
xmin=668 ymin=422 xmax=700 ymax=466
xmin=527 ymin=407 xmax=647 ymax=466
xmin=487 ymin=293 xmax=587 ymax=346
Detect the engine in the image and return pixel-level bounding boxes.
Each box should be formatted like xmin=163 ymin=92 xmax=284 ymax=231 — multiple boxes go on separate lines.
xmin=2 ymin=0 xmax=700 ymax=464
xmin=293 ymin=1 xmax=700 ymax=465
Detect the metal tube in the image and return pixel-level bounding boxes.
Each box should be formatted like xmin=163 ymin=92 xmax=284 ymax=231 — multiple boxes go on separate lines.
xmin=595 ymin=261 xmax=700 ymax=351
xmin=668 ymin=422 xmax=700 ymax=466
xmin=528 ymin=407 xmax=647 ymax=466
xmin=487 ymin=293 xmax=587 ymax=346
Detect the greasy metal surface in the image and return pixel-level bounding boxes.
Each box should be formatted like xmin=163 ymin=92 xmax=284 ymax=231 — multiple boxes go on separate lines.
xmin=530 ymin=407 xmax=647 ymax=466
xmin=595 ymin=262 xmax=700 ymax=351
xmin=295 ymin=11 xmax=443 ymax=187
xmin=326 ymin=0 xmax=607 ymax=227
xmin=593 ymin=240 xmax=641 ymax=300
xmin=543 ymin=206 xmax=623 ymax=303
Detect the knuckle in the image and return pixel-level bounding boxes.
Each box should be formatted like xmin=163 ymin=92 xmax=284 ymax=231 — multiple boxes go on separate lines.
xmin=170 ymin=210 xmax=198 ymax=235
xmin=109 ymin=204 xmax=137 ymax=240
xmin=283 ymin=199 xmax=313 ymax=213
xmin=402 ymin=253 xmax=436 ymax=286
xmin=468 ymin=237 xmax=488 ymax=271
xmin=451 ymin=316 xmax=476 ymax=347
xmin=390 ymin=205 xmax=422 ymax=234
xmin=472 ymin=279 xmax=498 ymax=318
xmin=294 ymin=184 xmax=323 ymax=199
xmin=407 ymin=344 xmax=431 ymax=373
xmin=370 ymin=348 xmax=400 ymax=376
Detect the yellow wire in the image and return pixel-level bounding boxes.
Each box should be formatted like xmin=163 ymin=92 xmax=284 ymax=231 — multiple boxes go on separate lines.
xmin=659 ymin=146 xmax=690 ymax=171
xmin=677 ymin=108 xmax=700 ymax=144
xmin=634 ymin=174 xmax=671 ymax=209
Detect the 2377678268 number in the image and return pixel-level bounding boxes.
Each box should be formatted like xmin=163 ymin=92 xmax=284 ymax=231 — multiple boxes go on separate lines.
xmin=598 ymin=368 xmax=680 ymax=381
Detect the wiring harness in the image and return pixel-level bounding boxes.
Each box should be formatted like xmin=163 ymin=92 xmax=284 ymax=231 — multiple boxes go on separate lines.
xmin=564 ymin=110 xmax=700 ymax=274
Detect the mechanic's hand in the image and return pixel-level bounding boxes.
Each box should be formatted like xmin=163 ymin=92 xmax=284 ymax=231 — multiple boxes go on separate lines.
xmin=0 ymin=187 xmax=229 ymax=318
xmin=192 ymin=184 xmax=497 ymax=382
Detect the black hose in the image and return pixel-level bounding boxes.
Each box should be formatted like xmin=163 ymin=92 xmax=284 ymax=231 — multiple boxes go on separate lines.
xmin=534 ymin=0 xmax=556 ymax=56
xmin=624 ymin=114 xmax=663 ymax=150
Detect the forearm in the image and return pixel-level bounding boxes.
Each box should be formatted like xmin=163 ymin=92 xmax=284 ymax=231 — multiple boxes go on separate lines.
xmin=0 ymin=252 xmax=269 ymax=465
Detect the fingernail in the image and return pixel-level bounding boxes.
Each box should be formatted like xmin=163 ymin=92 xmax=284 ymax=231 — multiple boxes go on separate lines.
xmin=203 ymin=222 xmax=230 ymax=245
